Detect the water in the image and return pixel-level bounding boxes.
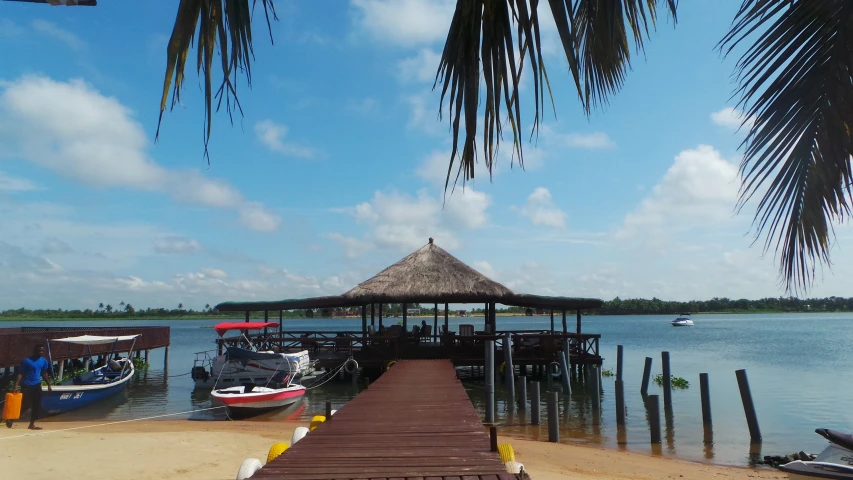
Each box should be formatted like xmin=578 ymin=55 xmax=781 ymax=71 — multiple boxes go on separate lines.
xmin=5 ymin=313 xmax=851 ymax=466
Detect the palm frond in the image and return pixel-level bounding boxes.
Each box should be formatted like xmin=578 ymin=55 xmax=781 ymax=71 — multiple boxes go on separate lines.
xmin=720 ymin=0 xmax=853 ymax=294
xmin=157 ymin=0 xmax=277 ymax=160
xmin=435 ymin=0 xmax=677 ymax=190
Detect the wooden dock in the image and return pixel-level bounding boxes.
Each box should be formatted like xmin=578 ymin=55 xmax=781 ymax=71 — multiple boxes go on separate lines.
xmin=253 ymin=360 xmax=517 ymax=480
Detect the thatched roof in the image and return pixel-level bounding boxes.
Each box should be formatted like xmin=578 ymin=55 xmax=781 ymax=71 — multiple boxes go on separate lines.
xmin=214 ymin=239 xmax=603 ymax=312
xmin=342 ymin=238 xmax=514 ymax=303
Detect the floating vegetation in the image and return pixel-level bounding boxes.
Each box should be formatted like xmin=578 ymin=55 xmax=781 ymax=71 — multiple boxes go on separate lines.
xmin=653 ymin=374 xmax=689 ymax=389
xmin=132 ymin=358 xmax=149 ymax=370
xmin=601 ymin=368 xmax=615 ymax=377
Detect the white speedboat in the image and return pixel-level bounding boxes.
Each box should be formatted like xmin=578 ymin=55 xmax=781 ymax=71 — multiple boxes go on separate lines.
xmin=191 ymin=322 xmax=312 ymax=389
xmin=780 ymin=429 xmax=853 ymax=480
xmin=211 ymin=382 xmax=306 ymax=419
xmin=672 ymin=313 xmax=694 ymax=327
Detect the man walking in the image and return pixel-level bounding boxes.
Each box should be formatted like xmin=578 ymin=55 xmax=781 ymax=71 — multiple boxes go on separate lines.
xmin=13 ymin=344 xmax=53 ymax=430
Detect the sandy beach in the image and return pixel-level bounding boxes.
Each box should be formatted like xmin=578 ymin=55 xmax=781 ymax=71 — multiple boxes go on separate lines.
xmin=0 ymin=419 xmax=785 ymax=480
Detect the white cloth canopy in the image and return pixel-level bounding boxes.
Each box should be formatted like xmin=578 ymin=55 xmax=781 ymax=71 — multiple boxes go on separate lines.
xmin=51 ymin=334 xmax=140 ymax=345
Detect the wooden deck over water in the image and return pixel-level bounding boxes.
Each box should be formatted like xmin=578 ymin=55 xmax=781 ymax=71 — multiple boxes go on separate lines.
xmin=254 ymin=360 xmax=518 ymax=480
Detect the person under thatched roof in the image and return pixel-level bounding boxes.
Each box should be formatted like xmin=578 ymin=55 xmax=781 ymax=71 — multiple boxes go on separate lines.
xmin=343 ymin=238 xmax=513 ymax=304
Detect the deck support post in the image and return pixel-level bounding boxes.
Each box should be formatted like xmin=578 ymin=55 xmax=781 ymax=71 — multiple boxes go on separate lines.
xmin=547 ymin=391 xmax=559 ymax=442
xmin=403 ymin=303 xmax=408 ymax=332
xmin=371 ymin=303 xmax=375 ymax=327
xmin=531 ymin=381 xmax=541 ymax=425
xmin=561 ymin=310 xmax=567 ymax=334
xmin=485 ymin=339 xmax=495 ymax=424
xmin=641 ymin=357 xmax=653 ymax=395
xmin=648 ymin=394 xmax=662 ymax=443
xmin=503 ymin=332 xmax=515 ymax=409
xmin=163 ymin=345 xmax=170 ymax=370
xmin=433 ymin=303 xmax=438 ymax=342
xmin=615 ymin=379 xmax=625 ymax=425
xmin=518 ymin=376 xmax=527 ymax=410
xmin=279 ymin=310 xmax=283 ymax=338
xmin=700 ymin=373 xmax=712 ymax=427
xmin=662 ymin=351 xmax=672 ymax=408
xmin=444 ymin=303 xmax=449 ymax=334
xmin=489 ymin=426 xmax=498 ymax=452
xmin=326 ymin=401 xmax=333 ymax=419
xmin=378 ymin=304 xmax=383 ymax=330
xmin=244 ymin=310 xmax=250 ymax=323
xmin=736 ymin=369 xmax=762 ymax=442
xmin=361 ymin=305 xmax=367 ymax=339
xmin=576 ymin=310 xmax=582 ymax=334
xmin=616 ymin=345 xmax=624 ymax=381
xmin=560 ymin=340 xmax=571 ymax=395
xmin=144 ymin=350 xmax=149 ymax=362
xmin=550 ymin=310 xmax=554 ymax=333
xmin=590 ymin=365 xmax=601 ymax=418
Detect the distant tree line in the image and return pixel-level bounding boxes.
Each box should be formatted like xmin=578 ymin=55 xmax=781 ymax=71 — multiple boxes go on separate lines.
xmin=2 ymin=297 xmax=851 ymax=320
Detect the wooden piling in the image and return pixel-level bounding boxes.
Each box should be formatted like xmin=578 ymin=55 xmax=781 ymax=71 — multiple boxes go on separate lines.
xmin=364 ymin=377 xmax=370 ymax=390
xmin=326 ymin=401 xmax=333 ymax=419
xmin=735 ymin=369 xmax=761 ymax=442
xmin=503 ymin=333 xmax=515 ymax=407
xmin=547 ymin=391 xmax=559 ymax=442
xmin=531 ymin=381 xmax=541 ymax=425
xmin=560 ymin=341 xmax=571 ymax=395
xmin=163 ymin=345 xmax=170 ymax=370
xmin=648 ymin=394 xmax=662 ymax=444
xmin=616 ymin=345 xmax=624 ymax=380
xmin=489 ymin=426 xmax=498 ymax=452
xmin=590 ymin=365 xmax=601 ymax=416
xmin=700 ymin=373 xmax=712 ymax=426
xmin=485 ymin=339 xmax=495 ymax=424
xmin=641 ymin=356 xmax=652 ymax=395
xmin=518 ymin=376 xmax=527 ymax=411
xmin=661 ymin=351 xmax=672 ymax=407
xmin=615 ymin=379 xmax=625 ymax=425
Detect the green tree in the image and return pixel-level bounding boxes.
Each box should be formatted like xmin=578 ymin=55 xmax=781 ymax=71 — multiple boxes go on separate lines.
xmin=159 ymin=1 xmax=852 ymax=295
xmin=105 ymin=304 xmax=113 ymax=313
xmin=98 ymin=302 xmax=104 ymax=312
xmin=178 ymin=303 xmax=184 ymax=310
xmin=125 ymin=304 xmax=135 ymax=314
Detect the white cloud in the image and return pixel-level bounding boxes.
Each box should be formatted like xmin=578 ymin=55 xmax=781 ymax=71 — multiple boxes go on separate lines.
xmin=42 ymin=238 xmax=74 ymax=254
xmin=0 ymin=75 xmax=280 ymax=232
xmin=618 ymin=145 xmax=740 ymax=240
xmin=711 ymin=107 xmax=755 ymax=131
xmin=351 ymin=0 xmax=455 ymax=46
xmin=397 ymin=48 xmax=441 ymax=83
xmin=30 ymin=20 xmax=86 ymax=52
xmin=153 ymin=236 xmax=202 ymax=255
xmin=329 ymin=233 xmax=374 ymax=259
xmin=334 ymin=187 xmax=491 ymax=258
xmin=555 ymin=132 xmax=615 ymax=149
xmin=254 ymin=119 xmax=317 ymax=158
xmin=238 ymin=202 xmax=282 ymax=232
xmin=200 ymin=268 xmax=228 ymax=279
xmin=514 ymin=187 xmax=567 ymax=228
xmin=403 ymin=91 xmax=443 ymax=135
xmin=346 ymin=97 xmax=378 ymax=114
xmin=0 ymin=171 xmax=39 ymax=192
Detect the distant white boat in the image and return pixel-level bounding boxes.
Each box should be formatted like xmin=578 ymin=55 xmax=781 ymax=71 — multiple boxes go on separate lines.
xmin=672 ymin=313 xmax=694 ymax=327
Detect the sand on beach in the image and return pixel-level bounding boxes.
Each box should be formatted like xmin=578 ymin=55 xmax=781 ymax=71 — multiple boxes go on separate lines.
xmin=0 ymin=420 xmax=786 ymax=480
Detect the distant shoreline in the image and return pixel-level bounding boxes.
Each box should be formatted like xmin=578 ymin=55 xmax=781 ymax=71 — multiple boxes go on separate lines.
xmin=0 ymin=310 xmax=840 ymax=322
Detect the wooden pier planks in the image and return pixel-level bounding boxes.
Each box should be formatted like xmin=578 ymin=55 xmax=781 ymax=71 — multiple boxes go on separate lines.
xmin=252 ymin=360 xmax=514 ymax=480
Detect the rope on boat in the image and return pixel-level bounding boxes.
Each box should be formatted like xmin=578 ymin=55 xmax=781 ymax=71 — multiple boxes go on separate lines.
xmin=304 ymin=358 xmax=357 ymax=391
xmin=0 ymin=405 xmax=228 ymax=441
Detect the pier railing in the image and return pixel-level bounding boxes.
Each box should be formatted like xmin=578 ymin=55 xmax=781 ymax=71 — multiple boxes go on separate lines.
xmin=0 ymin=326 xmax=170 ymax=369
xmin=221 ymin=330 xmax=601 ymax=368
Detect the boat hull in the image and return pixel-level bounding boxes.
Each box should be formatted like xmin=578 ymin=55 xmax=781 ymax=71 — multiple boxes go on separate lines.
xmin=780 ymin=461 xmax=853 ymax=479
xmin=40 ymin=363 xmax=134 ymax=416
xmin=211 ymin=385 xmax=305 ymax=419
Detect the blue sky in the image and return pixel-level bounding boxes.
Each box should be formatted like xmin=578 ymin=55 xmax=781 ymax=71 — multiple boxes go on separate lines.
xmin=0 ymin=0 xmax=850 ymax=310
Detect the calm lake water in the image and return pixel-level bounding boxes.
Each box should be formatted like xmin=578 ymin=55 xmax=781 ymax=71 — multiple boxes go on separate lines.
xmin=5 ymin=313 xmax=851 ymax=467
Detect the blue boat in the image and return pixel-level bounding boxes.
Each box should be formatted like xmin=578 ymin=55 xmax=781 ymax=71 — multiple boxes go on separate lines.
xmin=41 ymin=334 xmax=139 ymax=416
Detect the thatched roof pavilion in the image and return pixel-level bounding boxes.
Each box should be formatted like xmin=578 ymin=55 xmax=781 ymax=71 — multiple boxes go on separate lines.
xmin=216 ymin=238 xmax=602 ymax=334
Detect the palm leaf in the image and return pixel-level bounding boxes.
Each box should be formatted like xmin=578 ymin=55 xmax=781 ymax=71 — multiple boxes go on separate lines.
xmin=156 ymin=0 xmax=277 ymax=160
xmin=435 ymin=0 xmax=677 ymax=191
xmin=719 ymin=0 xmax=853 ymax=294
